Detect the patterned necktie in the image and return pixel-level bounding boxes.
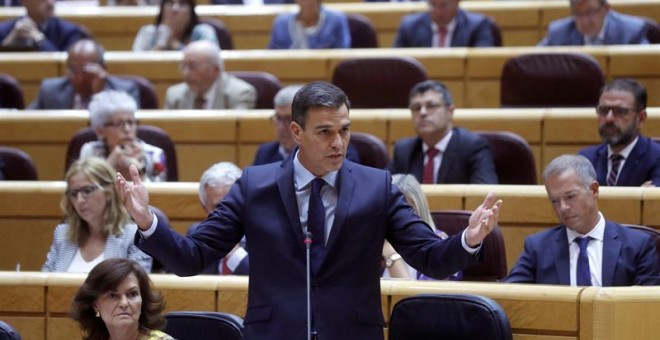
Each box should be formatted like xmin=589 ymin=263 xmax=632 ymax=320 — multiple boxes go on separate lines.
xmin=607 ymin=154 xmax=624 ymax=186
xmin=438 ymin=25 xmax=448 ymax=47
xmin=308 ymin=178 xmax=326 ymax=274
xmin=575 ymin=237 xmax=592 ymax=286
xmin=423 ymin=148 xmax=439 ymax=184
xmin=193 ymin=95 xmax=206 ymax=109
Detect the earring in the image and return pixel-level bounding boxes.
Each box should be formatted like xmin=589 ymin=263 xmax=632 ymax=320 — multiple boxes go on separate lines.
xmin=95 ymin=309 xmax=100 ymax=317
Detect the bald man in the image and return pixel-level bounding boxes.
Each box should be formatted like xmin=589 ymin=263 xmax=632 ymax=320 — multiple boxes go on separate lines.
xmin=29 ymin=39 xmax=140 ymax=109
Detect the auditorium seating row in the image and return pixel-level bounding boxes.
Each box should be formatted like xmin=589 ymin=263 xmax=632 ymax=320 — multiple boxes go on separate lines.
xmin=1 ymin=45 xmax=657 ymax=109
xmin=1 ymin=272 xmax=659 ymax=340
xmin=1 ymin=108 xmax=658 ymax=181
xmin=1 ymin=180 xmax=658 ymax=273
xmin=1 ymin=0 xmax=658 ymax=49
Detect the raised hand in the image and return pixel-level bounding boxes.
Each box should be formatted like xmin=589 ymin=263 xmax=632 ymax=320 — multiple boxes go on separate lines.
xmin=465 ymin=191 xmax=503 ymax=247
xmin=115 ymin=164 xmax=153 ymax=230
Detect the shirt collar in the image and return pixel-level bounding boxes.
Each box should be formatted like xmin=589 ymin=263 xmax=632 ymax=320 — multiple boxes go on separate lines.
xmin=293 ymin=149 xmax=338 ymax=191
xmin=566 ymin=212 xmax=606 ymax=243
xmin=431 ymin=17 xmax=457 ymax=34
xmin=583 ymin=13 xmax=608 ymax=45
xmin=422 ymin=129 xmax=453 ymax=154
xmin=607 ymin=136 xmax=638 ymax=160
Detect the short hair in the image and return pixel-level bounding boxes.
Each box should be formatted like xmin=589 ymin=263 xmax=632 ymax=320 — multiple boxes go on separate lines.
xmin=88 ymin=90 xmax=138 ymax=130
xmin=273 ymin=84 xmax=304 ymax=108
xmin=409 ymin=80 xmax=454 ymax=106
xmin=198 ymin=162 xmax=242 ymax=205
xmin=71 ymin=258 xmax=166 ymax=340
xmin=291 ymin=81 xmax=350 ymax=129
xmin=542 ymin=154 xmax=597 ymax=189
xmin=62 ymin=158 xmax=130 ymax=245
xmin=67 ymin=39 xmax=105 ymax=67
xmin=570 ymin=0 xmax=608 ymax=6
xmin=391 ymin=174 xmax=436 ymax=230
xmin=185 ymin=40 xmax=223 ymax=70
xmin=600 ymin=78 xmax=647 ymax=111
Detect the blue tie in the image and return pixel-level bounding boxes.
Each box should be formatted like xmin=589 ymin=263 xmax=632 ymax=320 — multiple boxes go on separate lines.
xmin=308 ymin=178 xmax=326 ymax=275
xmin=576 ymin=237 xmax=592 ymax=286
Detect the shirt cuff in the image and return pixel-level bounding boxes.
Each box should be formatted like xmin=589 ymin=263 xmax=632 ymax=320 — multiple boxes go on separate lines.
xmin=226 ymin=247 xmax=248 ymax=271
xmin=139 ymin=211 xmax=159 ymax=238
xmin=461 ymin=229 xmax=481 ymax=254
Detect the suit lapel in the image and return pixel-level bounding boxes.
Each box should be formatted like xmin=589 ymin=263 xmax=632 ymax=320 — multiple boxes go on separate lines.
xmin=617 ymin=137 xmax=647 ymax=186
xmin=594 ymin=145 xmax=609 ymax=185
xmin=553 ymin=228 xmax=571 ymax=285
xmin=212 ymin=77 xmax=226 ymax=109
xmin=182 ymin=89 xmax=194 ymax=109
xmin=601 ymin=222 xmax=622 ymax=286
xmin=437 ymin=129 xmax=458 ymax=183
xmin=324 ymin=161 xmax=355 ymax=255
xmin=409 ymin=138 xmax=425 ymax=181
xmin=276 ymin=158 xmax=306 ymax=254
xmin=451 ymin=10 xmax=466 ymax=46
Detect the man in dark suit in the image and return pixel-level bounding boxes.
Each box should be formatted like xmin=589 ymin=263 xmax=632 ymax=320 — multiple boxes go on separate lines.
xmin=539 ymin=0 xmax=649 ymax=46
xmin=0 ymin=0 xmax=88 ymax=51
xmin=393 ymin=0 xmax=496 ymax=47
xmin=28 ymin=39 xmax=140 ymax=109
xmin=505 ymin=154 xmax=659 ymax=286
xmin=388 ymin=80 xmax=498 ymax=184
xmin=117 ymin=81 xmax=503 ymax=339
xmin=253 ymin=84 xmax=360 ymax=165
xmin=578 ymin=78 xmax=660 ymax=187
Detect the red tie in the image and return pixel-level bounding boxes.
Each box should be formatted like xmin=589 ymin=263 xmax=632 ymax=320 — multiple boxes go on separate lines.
xmin=221 ymin=257 xmax=233 ymax=275
xmin=423 ymin=148 xmax=439 ymax=184
xmin=438 ymin=26 xmax=448 ymax=47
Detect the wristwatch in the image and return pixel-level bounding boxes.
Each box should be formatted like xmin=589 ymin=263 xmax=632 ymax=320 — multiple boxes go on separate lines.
xmin=385 ymin=253 xmax=402 ymax=268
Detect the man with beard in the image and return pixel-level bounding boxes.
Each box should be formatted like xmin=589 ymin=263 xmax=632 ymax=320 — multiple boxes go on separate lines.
xmin=578 ymin=78 xmax=660 ymax=187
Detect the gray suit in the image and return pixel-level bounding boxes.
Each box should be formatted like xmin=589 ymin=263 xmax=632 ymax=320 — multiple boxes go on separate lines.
xmin=164 ymin=72 xmax=257 ymax=110
xmin=42 ymin=223 xmax=152 ymax=272
xmin=28 ymin=76 xmax=140 ymax=109
xmin=539 ymin=10 xmax=649 ymax=46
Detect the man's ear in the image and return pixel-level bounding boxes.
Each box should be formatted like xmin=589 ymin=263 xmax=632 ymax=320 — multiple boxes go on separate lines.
xmin=291 ymin=121 xmax=302 ymax=145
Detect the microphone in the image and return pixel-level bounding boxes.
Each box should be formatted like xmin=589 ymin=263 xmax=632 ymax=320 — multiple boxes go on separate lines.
xmin=304 ymin=231 xmax=313 ymax=340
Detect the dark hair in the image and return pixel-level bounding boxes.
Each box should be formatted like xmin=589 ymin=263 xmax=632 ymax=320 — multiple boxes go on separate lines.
xmin=409 ymin=80 xmax=454 ymax=106
xmin=291 ymin=81 xmax=350 ymax=129
xmin=155 ymin=0 xmax=200 ymax=44
xmin=600 ymin=78 xmax=647 ymax=111
xmin=71 ymin=258 xmax=166 ymax=340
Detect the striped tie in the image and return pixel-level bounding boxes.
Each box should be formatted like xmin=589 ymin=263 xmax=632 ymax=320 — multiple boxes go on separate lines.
xmin=607 ymin=154 xmax=624 ymax=186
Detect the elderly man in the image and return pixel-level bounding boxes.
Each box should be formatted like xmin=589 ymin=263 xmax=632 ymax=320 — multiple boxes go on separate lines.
xmin=0 ymin=0 xmax=88 ymax=51
xmin=539 ymin=0 xmax=649 ymax=46
xmin=28 ymin=39 xmax=139 ymax=109
xmin=253 ymin=84 xmax=360 ymax=165
xmin=578 ymin=78 xmax=660 ymax=187
xmin=387 ymin=80 xmax=498 ymax=184
xmin=504 ymin=154 xmax=659 ymax=286
xmin=165 ymin=40 xmax=256 ymax=110
xmin=393 ymin=0 xmax=496 ymax=48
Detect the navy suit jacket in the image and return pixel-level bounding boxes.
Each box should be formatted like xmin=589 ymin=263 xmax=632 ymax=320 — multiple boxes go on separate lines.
xmin=186 ymin=223 xmax=249 ymax=275
xmin=136 ymin=157 xmax=480 ymax=339
xmin=504 ymin=221 xmax=659 ymax=286
xmin=0 ymin=16 xmax=88 ymax=51
xmin=393 ymin=9 xmax=495 ymax=47
xmin=387 ymin=127 xmax=498 ymax=184
xmin=539 ymin=10 xmax=649 ymax=46
xmin=211 ymin=0 xmax=292 ymax=3
xmin=28 ymin=76 xmax=140 ymax=109
xmin=252 ymin=141 xmax=361 ymax=166
xmin=578 ymin=135 xmax=660 ymax=187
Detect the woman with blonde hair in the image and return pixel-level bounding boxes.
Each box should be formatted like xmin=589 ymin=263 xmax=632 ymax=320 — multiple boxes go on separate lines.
xmin=42 ymin=157 xmax=152 ymax=273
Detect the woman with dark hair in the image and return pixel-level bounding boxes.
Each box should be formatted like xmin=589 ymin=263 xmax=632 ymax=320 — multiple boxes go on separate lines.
xmin=132 ymin=0 xmax=218 ymax=51
xmin=71 ymin=258 xmax=173 ymax=340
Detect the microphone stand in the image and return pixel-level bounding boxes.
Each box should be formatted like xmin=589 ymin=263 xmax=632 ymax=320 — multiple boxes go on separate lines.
xmin=304 ymin=231 xmax=313 ymax=340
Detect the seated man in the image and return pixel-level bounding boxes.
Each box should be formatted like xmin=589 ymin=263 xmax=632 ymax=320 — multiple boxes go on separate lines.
xmin=387 ymin=80 xmax=497 ymax=184
xmin=393 ymin=0 xmax=496 ymax=48
xmin=187 ymin=162 xmax=249 ymax=275
xmin=504 ymin=154 xmax=659 ymax=286
xmin=165 ymin=40 xmax=256 ymax=110
xmin=28 ymin=39 xmax=140 ymax=109
xmin=253 ymin=84 xmax=359 ymax=165
xmin=0 ymin=0 xmax=88 ymax=51
xmin=579 ymin=78 xmax=660 ymax=187
xmin=539 ymin=0 xmax=649 ymax=46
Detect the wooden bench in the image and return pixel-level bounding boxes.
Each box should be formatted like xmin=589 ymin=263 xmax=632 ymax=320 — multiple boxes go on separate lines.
xmin=2 ymin=272 xmax=659 ymax=340
xmin=1 ymin=45 xmax=658 ymax=109
xmin=1 ymin=108 xmax=658 ymax=182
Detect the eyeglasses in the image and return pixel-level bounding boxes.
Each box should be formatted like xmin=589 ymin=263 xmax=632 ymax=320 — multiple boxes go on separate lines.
xmin=595 ymin=105 xmax=638 ymax=118
xmin=66 ymin=185 xmax=101 ymax=200
xmin=104 ymin=119 xmax=138 ymax=129
xmin=270 ymin=114 xmax=292 ymax=125
xmin=178 ymin=62 xmax=211 ymax=73
xmin=410 ymin=102 xmax=445 ymax=114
